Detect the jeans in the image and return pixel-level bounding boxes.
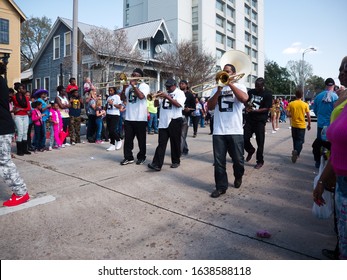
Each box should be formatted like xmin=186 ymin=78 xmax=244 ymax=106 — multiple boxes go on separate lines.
xmin=213 ymin=134 xmax=245 ymax=190
xmin=147 ymin=112 xmax=158 ymax=133
xmin=33 ymin=124 xmax=45 ymax=149
xmin=95 ymin=117 xmax=103 ymax=141
xmin=14 ymin=115 xmax=29 ymax=141
xmin=291 ymin=127 xmax=305 ymax=155
xmin=243 ymin=120 xmax=266 ymax=164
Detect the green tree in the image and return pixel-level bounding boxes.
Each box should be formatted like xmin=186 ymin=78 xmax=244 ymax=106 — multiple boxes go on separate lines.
xmin=264 ymin=60 xmax=293 ymax=95
xmin=21 ymin=16 xmax=52 ymax=70
xmin=306 ymin=75 xmax=325 ymax=97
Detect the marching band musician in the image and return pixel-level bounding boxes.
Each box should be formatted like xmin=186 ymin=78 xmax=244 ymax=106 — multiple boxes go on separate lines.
xmin=148 ymin=78 xmax=186 ymax=171
xmin=120 ymin=68 xmax=150 ymax=166
xmin=207 ymin=64 xmax=248 ymax=198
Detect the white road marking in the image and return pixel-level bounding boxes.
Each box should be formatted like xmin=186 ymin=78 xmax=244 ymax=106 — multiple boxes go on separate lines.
xmin=0 ymin=195 xmax=56 ymax=216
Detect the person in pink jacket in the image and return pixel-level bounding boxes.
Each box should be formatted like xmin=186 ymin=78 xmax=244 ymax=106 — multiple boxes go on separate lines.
xmin=49 ymin=101 xmax=63 ymax=148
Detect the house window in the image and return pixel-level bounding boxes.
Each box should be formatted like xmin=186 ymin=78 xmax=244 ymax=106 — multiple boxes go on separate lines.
xmin=0 ymin=18 xmax=9 ymax=44
xmin=27 ymin=83 xmax=32 ymax=94
xmin=57 ymin=74 xmax=62 ymax=86
xmin=139 ymin=40 xmax=148 ymax=50
xmin=64 ymin=32 xmax=71 ymax=57
xmin=53 ymin=36 xmax=60 ymax=60
xmin=35 ymin=78 xmax=41 ymax=89
xmin=44 ymin=77 xmax=50 ymax=92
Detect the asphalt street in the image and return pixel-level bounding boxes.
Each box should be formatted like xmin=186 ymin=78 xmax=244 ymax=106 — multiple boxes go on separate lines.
xmin=0 ymin=121 xmax=337 ymax=260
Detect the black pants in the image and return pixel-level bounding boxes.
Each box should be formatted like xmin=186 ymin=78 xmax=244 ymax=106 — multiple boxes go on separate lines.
xmin=243 ymin=120 xmax=266 ymax=164
xmin=152 ymin=118 xmax=183 ymax=168
xmin=106 ymin=114 xmax=121 ymax=145
xmin=123 ymin=120 xmax=147 ymax=161
xmin=87 ymin=114 xmax=97 ymax=142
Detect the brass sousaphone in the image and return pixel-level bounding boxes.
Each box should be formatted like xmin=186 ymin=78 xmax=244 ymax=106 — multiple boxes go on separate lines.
xmin=191 ymin=50 xmax=252 ymax=94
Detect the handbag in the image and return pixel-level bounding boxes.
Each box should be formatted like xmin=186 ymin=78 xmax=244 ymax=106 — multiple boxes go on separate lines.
xmin=312 ymin=156 xmax=334 ymax=219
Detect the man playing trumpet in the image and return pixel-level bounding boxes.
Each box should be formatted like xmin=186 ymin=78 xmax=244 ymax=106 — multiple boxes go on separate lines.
xmin=148 ymin=78 xmax=186 ymax=171
xmin=207 ymin=64 xmax=248 ymax=198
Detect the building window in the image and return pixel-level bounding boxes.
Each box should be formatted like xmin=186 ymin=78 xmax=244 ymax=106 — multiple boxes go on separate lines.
xmin=226 ymin=6 xmax=235 ymax=19
xmin=252 ymin=36 xmax=258 ymax=47
xmin=0 ymin=18 xmax=9 ymax=44
xmin=57 ymin=74 xmax=62 ymax=86
xmin=245 ymin=19 xmax=251 ymax=30
xmin=192 ymin=6 xmax=198 ymax=24
xmin=139 ymin=40 xmax=148 ymax=50
xmin=125 ymin=9 xmax=129 ymax=26
xmin=245 ymin=32 xmax=251 ymax=43
xmin=64 ymin=32 xmax=71 ymax=57
xmin=216 ymin=0 xmax=224 ymax=12
xmin=44 ymin=77 xmax=50 ymax=92
xmin=35 ymin=78 xmax=41 ymax=89
xmin=252 ymin=0 xmax=258 ymax=9
xmin=227 ymin=37 xmax=234 ymax=48
xmin=253 ymin=63 xmax=258 ymax=72
xmin=244 ymin=5 xmax=251 ymax=16
xmin=216 ymin=32 xmax=224 ymax=44
xmin=252 ymin=10 xmax=258 ymax=21
xmin=53 ymin=36 xmax=60 ymax=60
xmin=245 ymin=46 xmax=251 ymax=56
xmin=228 ymin=0 xmax=235 ymax=5
xmin=252 ymin=23 xmax=257 ymax=34
xmin=227 ymin=21 xmax=234 ymax=33
xmin=216 ymin=49 xmax=224 ymax=60
xmin=192 ymin=25 xmax=198 ymax=31
xmin=216 ymin=15 xmax=224 ymax=28
xmin=252 ymin=49 xmax=257 ymax=59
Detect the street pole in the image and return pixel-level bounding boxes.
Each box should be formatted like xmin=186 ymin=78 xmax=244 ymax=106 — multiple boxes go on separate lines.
xmin=302 ymin=47 xmax=317 ymax=99
xmin=72 ymin=0 xmax=78 ymax=80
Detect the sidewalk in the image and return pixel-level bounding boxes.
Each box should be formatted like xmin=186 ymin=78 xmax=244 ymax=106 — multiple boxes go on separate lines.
xmin=0 ymin=122 xmax=336 ymax=259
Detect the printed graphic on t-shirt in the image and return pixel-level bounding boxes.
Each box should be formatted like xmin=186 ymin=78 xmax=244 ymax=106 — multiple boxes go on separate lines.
xmin=106 ymin=102 xmax=113 ymax=110
xmin=72 ymin=98 xmax=80 ymax=109
xmin=128 ymin=88 xmax=137 ymax=104
xmin=162 ymin=94 xmax=173 ymax=110
xmin=218 ymin=91 xmax=234 ymax=112
xmin=249 ymin=95 xmax=263 ymax=110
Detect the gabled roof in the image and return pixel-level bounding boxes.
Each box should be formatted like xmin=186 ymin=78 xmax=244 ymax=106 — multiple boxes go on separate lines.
xmin=9 ymin=0 xmax=26 ymax=22
xmin=31 ymin=17 xmax=172 ymax=69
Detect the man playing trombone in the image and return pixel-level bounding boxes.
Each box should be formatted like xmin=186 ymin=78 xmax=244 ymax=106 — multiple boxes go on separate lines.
xmin=207 ymin=64 xmax=248 ymax=198
xmin=120 ymin=68 xmax=150 ymax=165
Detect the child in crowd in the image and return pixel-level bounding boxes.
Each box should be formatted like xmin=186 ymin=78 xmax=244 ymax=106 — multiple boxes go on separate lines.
xmin=69 ymin=89 xmax=83 ymax=144
xmin=66 ymin=77 xmax=78 ymax=98
xmin=95 ymin=96 xmax=106 ymax=144
xmin=31 ymin=101 xmax=45 ymax=152
xmin=49 ymin=101 xmax=63 ymax=149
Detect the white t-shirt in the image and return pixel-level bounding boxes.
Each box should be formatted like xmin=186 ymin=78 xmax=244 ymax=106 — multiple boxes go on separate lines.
xmin=158 ymin=87 xmax=186 ymax=129
xmin=106 ymin=94 xmax=121 ymax=116
xmin=124 ymin=82 xmax=150 ymax=121
xmin=211 ymin=83 xmax=247 ymax=135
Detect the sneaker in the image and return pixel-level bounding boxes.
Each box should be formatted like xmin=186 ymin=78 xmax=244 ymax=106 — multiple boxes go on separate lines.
xmin=275 ymin=128 xmax=279 ymax=131
xmin=48 ymin=146 xmax=52 ymax=151
xmin=120 ymin=159 xmax=134 ymax=165
xmin=65 ymin=143 xmax=71 ymax=147
xmin=82 ymin=141 xmax=85 ymax=144
xmin=210 ymin=189 xmax=226 ymax=198
xmin=95 ymin=140 xmax=104 ymax=144
xmin=116 ymin=140 xmax=123 ymax=150
xmin=271 ymin=130 xmax=276 ymax=134
xmin=254 ymin=163 xmax=263 ymax=169
xmin=71 ymin=142 xmax=76 ymax=145
xmin=62 ymin=144 xmax=66 ymax=148
xmin=106 ymin=144 xmax=116 ymax=151
xmin=291 ymin=150 xmax=298 ymax=163
xmin=3 ymin=192 xmax=30 ymax=207
xmin=136 ymin=159 xmax=146 ymax=165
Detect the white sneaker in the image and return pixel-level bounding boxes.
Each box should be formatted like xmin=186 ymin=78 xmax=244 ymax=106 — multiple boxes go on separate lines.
xmin=65 ymin=143 xmax=71 ymax=146
xmin=62 ymin=144 xmax=66 ymax=148
xmin=71 ymin=142 xmax=76 ymax=145
xmin=272 ymin=130 xmax=276 ymax=134
xmin=116 ymin=140 xmax=123 ymax=150
xmin=48 ymin=146 xmax=52 ymax=151
xmin=275 ymin=128 xmax=279 ymax=131
xmin=106 ymin=144 xmax=116 ymax=151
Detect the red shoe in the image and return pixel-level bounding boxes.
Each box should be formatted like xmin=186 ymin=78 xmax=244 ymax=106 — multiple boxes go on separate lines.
xmin=3 ymin=192 xmax=30 ymax=207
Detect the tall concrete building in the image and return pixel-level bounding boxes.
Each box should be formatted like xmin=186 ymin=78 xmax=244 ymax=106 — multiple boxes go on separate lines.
xmin=123 ymin=0 xmax=264 ymax=88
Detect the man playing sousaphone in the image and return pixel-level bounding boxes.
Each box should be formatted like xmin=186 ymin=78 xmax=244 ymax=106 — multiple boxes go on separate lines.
xmin=207 ymin=62 xmax=249 ymax=198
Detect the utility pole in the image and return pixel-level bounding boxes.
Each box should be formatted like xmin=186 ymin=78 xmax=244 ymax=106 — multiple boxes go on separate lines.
xmin=72 ymin=0 xmax=78 ymax=80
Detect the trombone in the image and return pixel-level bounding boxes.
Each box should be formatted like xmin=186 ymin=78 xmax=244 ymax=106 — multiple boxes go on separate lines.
xmin=147 ymin=91 xmax=164 ymax=101
xmin=114 ymin=73 xmax=154 ymax=85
